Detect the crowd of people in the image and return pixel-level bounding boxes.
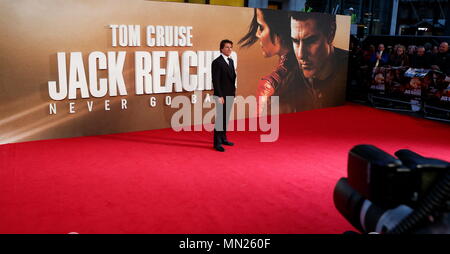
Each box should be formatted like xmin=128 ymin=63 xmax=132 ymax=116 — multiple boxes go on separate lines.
xmin=350 ymin=41 xmax=450 ymax=72
xmin=348 ymin=40 xmax=450 ymax=110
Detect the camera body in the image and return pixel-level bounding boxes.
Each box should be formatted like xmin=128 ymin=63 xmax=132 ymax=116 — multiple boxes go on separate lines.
xmin=334 ymin=145 xmax=450 ymax=233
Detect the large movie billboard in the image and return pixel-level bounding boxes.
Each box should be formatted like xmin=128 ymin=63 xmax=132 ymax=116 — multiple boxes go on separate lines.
xmin=0 ymin=0 xmax=350 ymax=144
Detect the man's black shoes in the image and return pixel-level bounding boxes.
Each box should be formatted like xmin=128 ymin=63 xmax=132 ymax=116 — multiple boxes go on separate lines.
xmin=222 ymin=140 xmax=234 ymax=146
xmin=214 ymin=145 xmax=225 ymax=152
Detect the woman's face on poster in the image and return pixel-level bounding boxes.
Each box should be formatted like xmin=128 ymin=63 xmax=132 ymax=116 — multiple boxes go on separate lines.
xmin=255 ymin=9 xmax=281 ymax=58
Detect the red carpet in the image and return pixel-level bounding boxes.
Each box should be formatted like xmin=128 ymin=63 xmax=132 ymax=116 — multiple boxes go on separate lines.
xmin=0 ymin=104 xmax=449 ymax=234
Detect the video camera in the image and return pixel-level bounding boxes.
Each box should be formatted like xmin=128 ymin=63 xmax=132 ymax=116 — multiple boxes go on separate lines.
xmin=333 ymin=144 xmax=450 ymax=234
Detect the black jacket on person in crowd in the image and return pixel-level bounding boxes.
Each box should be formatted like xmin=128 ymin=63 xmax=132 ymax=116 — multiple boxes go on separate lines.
xmin=432 ymin=52 xmax=450 ymax=75
xmin=389 ymin=54 xmax=409 ymax=67
xmin=410 ymin=54 xmax=432 ymax=69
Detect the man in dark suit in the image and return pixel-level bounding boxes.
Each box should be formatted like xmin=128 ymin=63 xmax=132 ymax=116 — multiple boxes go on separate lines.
xmin=211 ymin=39 xmax=236 ymax=152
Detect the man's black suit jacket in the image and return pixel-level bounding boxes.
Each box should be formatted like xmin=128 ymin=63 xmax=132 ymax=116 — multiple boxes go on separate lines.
xmin=212 ymin=55 xmax=236 ymax=97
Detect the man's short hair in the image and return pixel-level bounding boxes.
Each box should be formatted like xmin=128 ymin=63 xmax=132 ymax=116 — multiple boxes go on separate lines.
xmin=220 ymin=39 xmax=233 ymax=50
xmin=290 ymin=12 xmax=336 ymax=44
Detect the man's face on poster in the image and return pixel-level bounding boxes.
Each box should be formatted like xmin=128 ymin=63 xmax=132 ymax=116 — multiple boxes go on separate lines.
xmin=375 ymin=73 xmax=384 ymax=85
xmin=409 ymin=78 xmax=421 ymax=89
xmin=291 ymin=17 xmax=331 ymax=79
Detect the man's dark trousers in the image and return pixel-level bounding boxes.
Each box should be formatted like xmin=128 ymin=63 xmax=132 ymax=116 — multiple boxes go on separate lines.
xmin=214 ymin=96 xmax=234 ymax=147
